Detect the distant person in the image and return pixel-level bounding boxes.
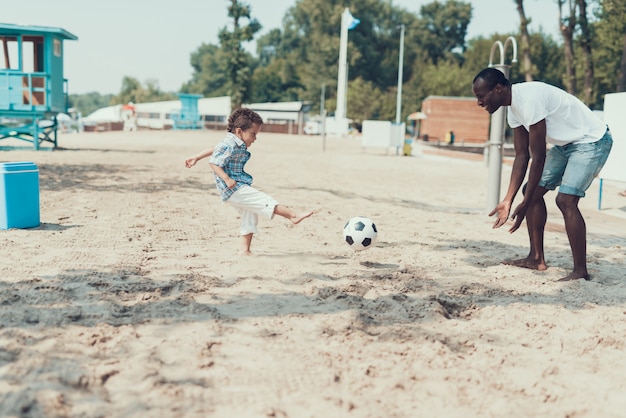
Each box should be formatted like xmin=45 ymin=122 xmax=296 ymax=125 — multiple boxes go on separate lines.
xmin=185 ymin=108 xmax=313 ymax=255
xmin=122 ymin=102 xmax=137 ymax=131
xmin=472 ymin=68 xmax=613 ymax=281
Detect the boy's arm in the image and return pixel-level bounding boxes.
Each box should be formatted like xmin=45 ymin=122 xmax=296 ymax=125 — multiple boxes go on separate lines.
xmin=210 ymin=163 xmax=236 ymax=189
xmin=185 ymin=146 xmax=214 ymax=168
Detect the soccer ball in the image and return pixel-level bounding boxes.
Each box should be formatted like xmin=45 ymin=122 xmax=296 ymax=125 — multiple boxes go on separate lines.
xmin=343 ymin=216 xmax=378 ymax=251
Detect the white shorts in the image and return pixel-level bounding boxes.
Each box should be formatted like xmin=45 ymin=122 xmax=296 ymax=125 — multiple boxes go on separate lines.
xmin=227 ymin=185 xmax=278 ymax=235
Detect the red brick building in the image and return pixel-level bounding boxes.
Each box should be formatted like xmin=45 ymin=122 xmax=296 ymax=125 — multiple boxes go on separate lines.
xmin=419 ymin=96 xmax=490 ymax=144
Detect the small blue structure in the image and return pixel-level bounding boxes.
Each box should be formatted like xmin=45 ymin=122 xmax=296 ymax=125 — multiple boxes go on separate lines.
xmin=172 ymin=93 xmax=203 ymax=129
xmin=0 ymin=23 xmax=78 ymax=149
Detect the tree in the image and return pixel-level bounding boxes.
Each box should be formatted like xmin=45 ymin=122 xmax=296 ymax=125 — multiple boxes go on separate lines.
xmin=110 ymin=76 xmax=176 ymax=105
xmin=559 ymin=0 xmax=578 ymax=93
xmin=414 ymin=0 xmax=472 ymax=65
xmin=576 ymin=0 xmax=594 ymax=105
xmin=594 ymin=0 xmax=626 ymax=94
xmin=219 ymin=0 xmax=262 ymax=109
xmin=181 ymin=43 xmax=230 ymax=97
xmin=68 ymin=92 xmax=114 ymax=117
xmin=515 ymin=0 xmax=534 ymax=81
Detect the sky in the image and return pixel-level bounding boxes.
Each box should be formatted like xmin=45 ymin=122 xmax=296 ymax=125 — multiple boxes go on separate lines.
xmin=2 ymin=0 xmax=562 ymax=95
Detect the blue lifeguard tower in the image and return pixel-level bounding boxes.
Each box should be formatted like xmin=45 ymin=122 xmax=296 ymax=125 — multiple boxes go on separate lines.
xmin=172 ymin=93 xmax=203 ymax=129
xmin=0 ymin=23 xmax=78 ymax=149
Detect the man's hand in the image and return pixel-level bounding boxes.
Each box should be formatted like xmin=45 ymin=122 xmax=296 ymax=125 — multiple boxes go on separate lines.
xmin=489 ymin=201 xmax=511 ymax=229
xmin=509 ymin=201 xmax=529 ymax=233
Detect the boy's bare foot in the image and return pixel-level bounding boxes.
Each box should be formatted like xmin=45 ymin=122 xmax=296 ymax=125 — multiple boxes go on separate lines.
xmin=502 ymin=257 xmax=548 ymax=271
xmin=290 ymin=211 xmax=314 ymax=225
xmin=557 ymin=271 xmax=590 ymax=281
xmin=239 ymin=250 xmax=253 ymax=256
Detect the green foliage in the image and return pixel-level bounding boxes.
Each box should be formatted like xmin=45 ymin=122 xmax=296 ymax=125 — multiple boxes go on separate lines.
xmin=72 ymin=0 xmax=625 ymax=121
xmin=181 ymin=43 xmax=230 ymax=97
xmin=592 ymin=0 xmax=626 ymax=102
xmin=68 ymin=92 xmax=113 ymax=118
xmin=414 ymin=0 xmax=472 ymax=64
xmin=218 ymin=0 xmax=262 ymax=108
xmin=109 ymin=76 xmax=176 ymax=105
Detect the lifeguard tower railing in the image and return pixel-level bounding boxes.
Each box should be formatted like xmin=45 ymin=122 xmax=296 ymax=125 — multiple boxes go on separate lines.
xmin=0 ymin=23 xmax=78 ymax=149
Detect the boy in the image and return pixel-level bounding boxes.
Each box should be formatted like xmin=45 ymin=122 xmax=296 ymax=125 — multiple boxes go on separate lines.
xmin=185 ymin=108 xmax=313 ymax=255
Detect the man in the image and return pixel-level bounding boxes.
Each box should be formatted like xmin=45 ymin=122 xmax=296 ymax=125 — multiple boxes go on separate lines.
xmin=472 ymin=68 xmax=613 ymax=281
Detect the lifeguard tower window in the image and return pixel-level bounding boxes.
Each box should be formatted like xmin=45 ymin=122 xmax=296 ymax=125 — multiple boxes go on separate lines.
xmin=1 ymin=36 xmax=19 ymax=69
xmin=1 ymin=35 xmax=44 ymax=72
xmin=1 ymin=35 xmax=46 ymax=106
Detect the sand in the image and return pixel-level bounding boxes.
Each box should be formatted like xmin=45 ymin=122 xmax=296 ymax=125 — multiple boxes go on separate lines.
xmin=1 ymin=130 xmax=625 ymax=418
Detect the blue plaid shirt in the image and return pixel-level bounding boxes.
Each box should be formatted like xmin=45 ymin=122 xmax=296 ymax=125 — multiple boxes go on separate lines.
xmin=209 ymin=133 xmax=253 ymax=201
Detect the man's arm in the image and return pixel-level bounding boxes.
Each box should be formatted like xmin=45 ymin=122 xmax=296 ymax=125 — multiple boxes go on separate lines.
xmin=509 ymin=119 xmax=547 ymax=232
xmin=489 ymin=125 xmax=530 ymax=228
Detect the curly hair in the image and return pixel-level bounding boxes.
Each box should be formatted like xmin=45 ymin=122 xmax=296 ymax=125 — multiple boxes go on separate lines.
xmin=227 ymin=108 xmax=264 ymax=133
xmin=473 ymin=67 xmax=511 ymax=90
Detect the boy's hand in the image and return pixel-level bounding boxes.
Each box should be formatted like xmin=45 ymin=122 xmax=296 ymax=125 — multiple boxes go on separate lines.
xmin=185 ymin=158 xmax=197 ymax=168
xmin=224 ymin=178 xmax=237 ymax=189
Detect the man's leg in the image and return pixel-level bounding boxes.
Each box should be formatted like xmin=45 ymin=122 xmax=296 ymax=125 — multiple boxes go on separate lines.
xmin=504 ymin=185 xmax=549 ymax=271
xmin=555 ymin=193 xmax=589 ymax=281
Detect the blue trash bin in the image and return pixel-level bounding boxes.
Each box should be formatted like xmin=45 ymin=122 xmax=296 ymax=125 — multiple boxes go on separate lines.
xmin=0 ymin=162 xmax=40 ymax=229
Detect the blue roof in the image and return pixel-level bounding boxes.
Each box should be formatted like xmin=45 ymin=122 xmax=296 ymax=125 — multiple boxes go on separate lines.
xmin=0 ymin=22 xmax=78 ymax=40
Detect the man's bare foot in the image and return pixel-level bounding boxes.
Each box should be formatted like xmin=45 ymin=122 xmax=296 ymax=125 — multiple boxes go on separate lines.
xmin=502 ymin=257 xmax=548 ymax=271
xmin=290 ymin=211 xmax=314 ymax=225
xmin=557 ymin=271 xmax=590 ymax=281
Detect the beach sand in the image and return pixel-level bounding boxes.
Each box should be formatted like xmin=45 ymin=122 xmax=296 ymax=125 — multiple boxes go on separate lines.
xmin=1 ymin=130 xmax=625 ymax=417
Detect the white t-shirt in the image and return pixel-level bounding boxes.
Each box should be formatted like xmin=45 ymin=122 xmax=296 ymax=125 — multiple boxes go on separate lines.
xmin=508 ymin=81 xmax=606 ymax=146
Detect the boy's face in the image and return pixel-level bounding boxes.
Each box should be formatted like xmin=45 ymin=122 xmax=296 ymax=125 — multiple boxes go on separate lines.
xmin=236 ymin=123 xmax=261 ymax=148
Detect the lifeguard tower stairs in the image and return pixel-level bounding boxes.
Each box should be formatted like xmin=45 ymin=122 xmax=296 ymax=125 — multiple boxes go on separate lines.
xmin=0 ymin=23 xmax=78 ymax=149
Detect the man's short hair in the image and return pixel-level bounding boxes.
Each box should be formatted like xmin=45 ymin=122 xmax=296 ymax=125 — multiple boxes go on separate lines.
xmin=473 ymin=67 xmax=511 ymax=90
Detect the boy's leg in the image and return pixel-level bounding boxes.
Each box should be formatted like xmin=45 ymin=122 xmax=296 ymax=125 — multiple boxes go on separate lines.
xmin=239 ymin=209 xmax=258 ymax=255
xmin=273 ymin=204 xmax=314 ymax=224
xmin=229 ymin=200 xmax=259 ymax=254
xmin=230 ymin=185 xmax=313 ymax=224
xmin=241 ymin=233 xmax=253 ymax=256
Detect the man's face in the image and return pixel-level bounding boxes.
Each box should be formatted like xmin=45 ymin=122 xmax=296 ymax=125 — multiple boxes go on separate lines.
xmin=472 ymin=78 xmax=502 ymax=114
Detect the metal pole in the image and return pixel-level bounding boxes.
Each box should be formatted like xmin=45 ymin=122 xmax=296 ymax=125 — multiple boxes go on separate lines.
xmin=335 ymin=8 xmax=349 ymax=135
xmin=395 ymin=25 xmax=405 ymax=125
xmin=321 ymin=83 xmax=326 ymax=152
xmin=486 ymin=37 xmax=517 ymax=212
xmin=395 ymin=24 xmax=405 ymax=155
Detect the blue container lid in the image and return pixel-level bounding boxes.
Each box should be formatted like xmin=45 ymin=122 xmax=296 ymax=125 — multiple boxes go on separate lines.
xmin=0 ymin=161 xmax=38 ymax=173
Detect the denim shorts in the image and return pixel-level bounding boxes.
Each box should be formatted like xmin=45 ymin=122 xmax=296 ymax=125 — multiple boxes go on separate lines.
xmin=539 ymin=129 xmax=613 ymax=197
